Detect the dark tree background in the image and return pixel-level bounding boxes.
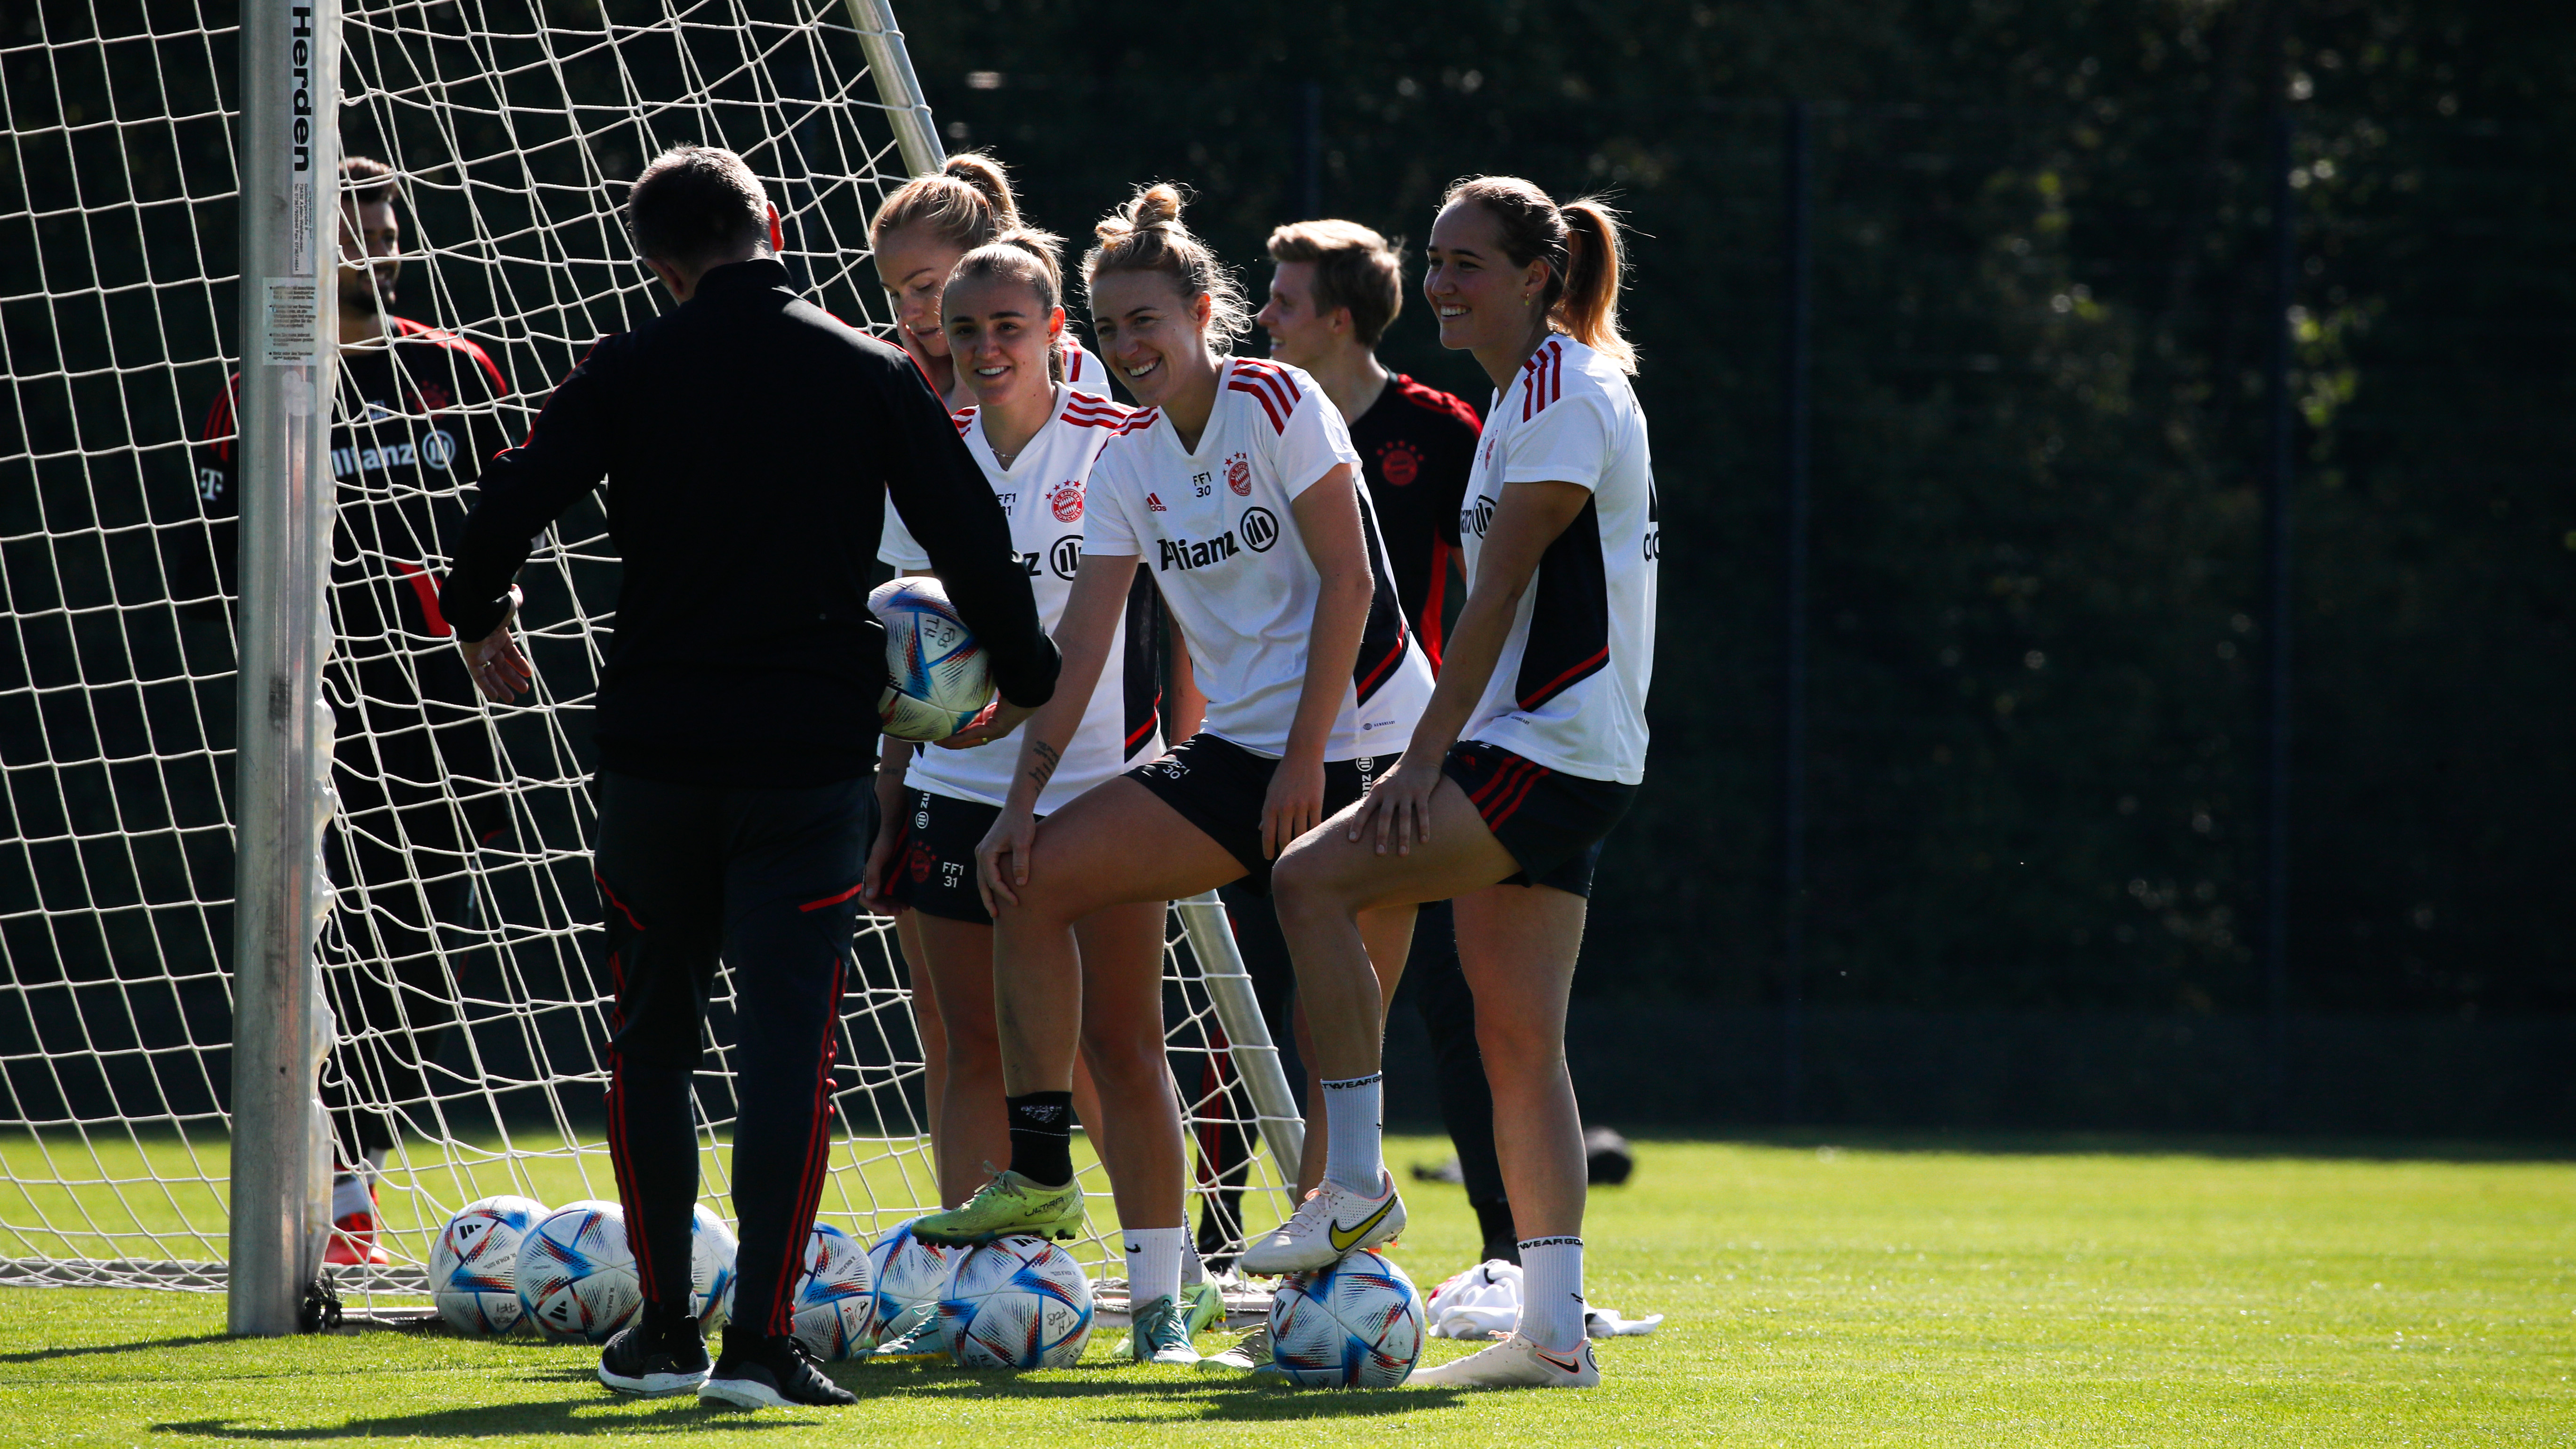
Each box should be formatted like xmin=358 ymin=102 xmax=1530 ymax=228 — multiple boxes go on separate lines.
xmin=890 ymin=0 xmax=2575 ymax=1023
xmin=5 ymin=0 xmax=2569 ymax=1090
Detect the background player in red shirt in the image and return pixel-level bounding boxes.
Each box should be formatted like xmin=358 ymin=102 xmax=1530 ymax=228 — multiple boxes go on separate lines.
xmin=183 ymin=154 xmax=514 ymax=1265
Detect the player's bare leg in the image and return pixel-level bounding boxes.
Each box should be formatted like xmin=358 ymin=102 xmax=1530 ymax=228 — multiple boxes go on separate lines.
xmin=913 ymin=780 xmax=1237 ymax=1250
xmin=1286 ymin=905 xmax=1417 ymax=1196
xmin=1245 ymin=782 xmax=1505 ymax=1275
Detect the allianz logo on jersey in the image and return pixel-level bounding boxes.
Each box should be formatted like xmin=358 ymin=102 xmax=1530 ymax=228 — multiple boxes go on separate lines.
xmin=332 ymin=428 xmax=456 ymax=480
xmin=1459 ymin=493 xmax=1497 ymax=540
xmin=1014 ymin=536 xmax=1086 ymax=580
xmin=1153 ymin=507 xmax=1279 ymax=572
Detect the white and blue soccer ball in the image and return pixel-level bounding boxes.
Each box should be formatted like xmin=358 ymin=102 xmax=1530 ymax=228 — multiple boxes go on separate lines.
xmin=726 ymin=1222 xmax=877 ymax=1359
xmin=689 ymin=1203 xmax=739 ymax=1335
xmin=515 ymin=1199 xmax=641 ymax=1344
xmin=869 ymin=576 xmax=992 ymax=742
xmin=428 ymin=1194 xmax=547 ymax=1336
xmin=939 ymin=1234 xmax=1092 ymax=1370
xmin=1266 ymin=1248 xmax=1425 ymax=1387
xmin=866 ymin=1215 xmax=960 ymax=1343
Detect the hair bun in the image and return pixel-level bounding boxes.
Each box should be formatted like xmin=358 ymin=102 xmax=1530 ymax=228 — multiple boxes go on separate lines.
xmin=941 ymin=152 xmax=1018 ymax=225
xmin=1131 ymin=182 xmax=1184 ymax=230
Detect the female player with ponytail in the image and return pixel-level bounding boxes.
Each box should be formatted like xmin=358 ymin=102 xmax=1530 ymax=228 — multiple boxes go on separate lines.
xmin=910 ymin=185 xmax=1434 ymax=1368
xmin=857 ymin=230 xmax=1184 ymax=1353
xmin=1264 ymin=177 xmax=1658 ymax=1390
xmin=869 ymin=153 xmax=1114 ymax=410
xmin=864 ymin=154 xmax=1121 ymax=1189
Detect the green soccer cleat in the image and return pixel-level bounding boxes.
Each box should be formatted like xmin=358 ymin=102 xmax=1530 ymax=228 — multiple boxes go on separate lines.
xmin=1181 ymin=1278 xmax=1228 ymax=1336
xmin=1127 ymin=1293 xmax=1201 ymax=1366
xmin=907 ymin=1169 xmax=1086 ymax=1246
xmin=1195 ymin=1323 xmax=1274 ymax=1374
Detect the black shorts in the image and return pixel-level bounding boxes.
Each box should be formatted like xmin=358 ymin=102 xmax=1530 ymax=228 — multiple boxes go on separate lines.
xmin=1127 ymin=733 xmax=1400 ymax=895
xmin=1441 ymin=741 xmax=1635 ymax=898
xmin=886 ymin=788 xmax=1006 ymax=926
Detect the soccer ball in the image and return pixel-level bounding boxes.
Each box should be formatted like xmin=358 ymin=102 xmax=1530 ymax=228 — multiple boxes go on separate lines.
xmin=724 ymin=1222 xmax=877 ymax=1359
xmin=689 ymin=1204 xmax=738 ymax=1334
xmin=1266 ymin=1248 xmax=1425 ymax=1387
xmin=869 ymin=576 xmax=992 ymax=742
xmin=866 ymin=1215 xmax=960 ymax=1342
xmin=938 ymin=1234 xmax=1093 ymax=1370
xmin=427 ymin=1195 xmax=547 ymax=1336
xmin=515 ymin=1199 xmax=641 ymax=1344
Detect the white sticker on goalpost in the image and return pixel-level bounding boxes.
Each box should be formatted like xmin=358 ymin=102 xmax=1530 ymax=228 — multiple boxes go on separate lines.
xmin=261 ymin=278 xmax=320 ymax=368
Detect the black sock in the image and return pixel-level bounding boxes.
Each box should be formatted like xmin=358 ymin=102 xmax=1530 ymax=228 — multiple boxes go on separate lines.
xmin=1473 ymin=1199 xmax=1520 ymax=1264
xmin=1005 ymin=1091 xmax=1076 ymax=1187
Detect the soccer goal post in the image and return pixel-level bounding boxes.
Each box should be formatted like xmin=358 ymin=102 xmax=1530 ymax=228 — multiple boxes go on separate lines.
xmin=0 ymin=0 xmax=1300 ymax=1335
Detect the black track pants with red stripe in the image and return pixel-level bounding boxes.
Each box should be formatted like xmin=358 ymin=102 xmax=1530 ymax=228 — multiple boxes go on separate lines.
xmin=592 ymin=770 xmax=873 ymax=1336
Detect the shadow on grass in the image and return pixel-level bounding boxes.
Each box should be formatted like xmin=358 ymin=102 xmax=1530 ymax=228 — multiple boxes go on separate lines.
xmin=151 ymin=1362 xmax=1463 ymax=1439
xmin=2 ymin=1333 xmax=233 ymax=1364
xmin=1390 ymin=1124 xmax=2576 ymax=1165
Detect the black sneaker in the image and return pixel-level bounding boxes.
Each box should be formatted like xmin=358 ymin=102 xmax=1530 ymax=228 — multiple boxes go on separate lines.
xmin=699 ymin=1329 xmax=857 ymax=1410
xmin=597 ymin=1312 xmax=711 ymax=1396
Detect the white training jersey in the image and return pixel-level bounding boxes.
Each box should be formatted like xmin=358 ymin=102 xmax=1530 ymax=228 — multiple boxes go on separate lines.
xmin=1456 ymin=335 xmax=1658 ymax=785
xmin=1060 ymin=337 xmax=1114 ymax=400
xmin=1086 ymin=357 xmax=1433 ymax=760
xmin=880 ymin=384 xmax=1159 ymax=809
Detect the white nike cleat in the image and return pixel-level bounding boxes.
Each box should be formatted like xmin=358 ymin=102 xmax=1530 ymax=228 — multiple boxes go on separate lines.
xmin=1236 ymin=1173 xmax=1405 ymax=1276
xmin=1410 ymin=1331 xmax=1600 ymax=1389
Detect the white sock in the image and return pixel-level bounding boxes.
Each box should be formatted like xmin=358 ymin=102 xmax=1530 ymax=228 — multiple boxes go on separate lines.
xmin=330 ymin=1163 xmax=375 ymax=1223
xmin=1123 ymin=1225 xmax=1187 ymax=1312
xmin=1180 ymin=1233 xmax=1206 ymax=1288
xmin=1517 ymin=1236 xmax=1585 ymax=1352
xmin=1319 ymin=1072 xmax=1385 ymax=1195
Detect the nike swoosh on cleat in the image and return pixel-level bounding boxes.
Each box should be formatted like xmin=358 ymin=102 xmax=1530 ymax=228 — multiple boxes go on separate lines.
xmin=1532 ymin=1347 xmax=1586 ymax=1375
xmin=1327 ymin=1197 xmax=1396 ymax=1253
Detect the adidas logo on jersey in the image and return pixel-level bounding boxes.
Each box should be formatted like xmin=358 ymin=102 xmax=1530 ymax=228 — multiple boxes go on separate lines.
xmin=1156 ymin=530 xmax=1242 ymax=572
xmin=1146 ymin=492 xmax=1167 ymax=512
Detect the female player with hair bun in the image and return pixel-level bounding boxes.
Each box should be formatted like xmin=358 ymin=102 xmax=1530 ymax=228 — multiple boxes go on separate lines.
xmin=869 ymin=153 xmax=1114 ymax=409
xmin=910 ymin=184 xmax=1434 ymax=1369
xmin=856 ymin=228 xmax=1185 ymax=1353
xmin=1264 ymin=176 xmax=1658 ymax=1390
xmin=865 ymin=153 xmax=1120 ymax=1197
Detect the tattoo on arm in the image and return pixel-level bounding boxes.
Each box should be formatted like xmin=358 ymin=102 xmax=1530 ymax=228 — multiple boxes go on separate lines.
xmin=1025 ymin=740 xmax=1060 ymax=790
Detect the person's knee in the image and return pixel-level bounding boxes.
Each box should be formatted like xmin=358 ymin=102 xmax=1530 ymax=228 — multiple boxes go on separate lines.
xmin=1271 ymin=842 xmax=1354 ymax=925
xmin=1473 ymin=1012 xmax=1563 ymax=1076
xmin=1076 ymin=1025 xmax=1165 ymax=1094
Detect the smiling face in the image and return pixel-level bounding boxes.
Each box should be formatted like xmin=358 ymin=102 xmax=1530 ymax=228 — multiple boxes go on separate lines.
xmin=874 ymin=223 xmax=967 ymax=361
xmin=1423 ymin=200 xmax=1548 ymax=355
xmin=1255 ymin=259 xmax=1339 ymax=368
xmin=1088 ymin=268 xmax=1215 ymax=409
xmin=944 ymin=271 xmax=1062 ymax=412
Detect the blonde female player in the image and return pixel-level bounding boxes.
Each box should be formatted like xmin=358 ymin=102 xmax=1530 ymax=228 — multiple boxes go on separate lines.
xmin=870 ymin=153 xmax=1115 ymax=411
xmin=864 ymin=153 xmax=1118 ymax=1189
xmin=910 ymin=185 xmax=1434 ymax=1366
xmin=857 ymin=230 xmax=1203 ymax=1356
xmin=1262 ymin=177 xmax=1656 ymax=1390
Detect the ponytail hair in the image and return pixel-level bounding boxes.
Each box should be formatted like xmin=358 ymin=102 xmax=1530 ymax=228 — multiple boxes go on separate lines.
xmin=870 ymin=151 xmax=1021 ymax=252
xmin=1440 ymin=176 xmax=1635 ymax=372
xmin=1083 ymin=182 xmax=1252 ymax=354
xmin=950 ymin=226 xmax=1070 ymax=382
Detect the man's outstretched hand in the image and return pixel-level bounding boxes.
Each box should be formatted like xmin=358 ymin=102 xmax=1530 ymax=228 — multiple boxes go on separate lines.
xmin=458 ymin=590 xmax=534 ymax=702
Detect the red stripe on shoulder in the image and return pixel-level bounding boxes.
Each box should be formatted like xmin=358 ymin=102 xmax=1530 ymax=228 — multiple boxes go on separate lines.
xmin=1226 ymin=377 xmax=1288 ymax=434
xmin=951 ymin=405 xmax=978 ymax=435
xmin=1115 ymin=408 xmax=1160 ymax=436
xmin=1393 ymin=374 xmax=1483 ymax=434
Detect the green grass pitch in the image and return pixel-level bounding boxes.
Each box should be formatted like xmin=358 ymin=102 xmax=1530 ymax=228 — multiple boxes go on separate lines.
xmin=2 ymin=1132 xmax=2570 ymax=1446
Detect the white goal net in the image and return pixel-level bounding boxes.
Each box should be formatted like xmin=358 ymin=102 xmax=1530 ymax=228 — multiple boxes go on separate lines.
xmin=0 ymin=0 xmax=1296 ymax=1316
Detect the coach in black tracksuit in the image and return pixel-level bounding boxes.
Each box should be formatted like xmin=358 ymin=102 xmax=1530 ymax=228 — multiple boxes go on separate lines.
xmin=439 ymin=147 xmax=1055 ymax=1409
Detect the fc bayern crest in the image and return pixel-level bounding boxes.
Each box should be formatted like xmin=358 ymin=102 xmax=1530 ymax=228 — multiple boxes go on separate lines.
xmin=1378 ymin=441 xmax=1420 ymax=487
xmin=1226 ymin=452 xmax=1252 ymax=496
xmin=1048 ymin=481 xmax=1083 ymax=521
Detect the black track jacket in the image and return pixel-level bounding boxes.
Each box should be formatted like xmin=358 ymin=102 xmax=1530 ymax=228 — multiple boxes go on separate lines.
xmin=439 ymin=258 xmax=1058 ymax=788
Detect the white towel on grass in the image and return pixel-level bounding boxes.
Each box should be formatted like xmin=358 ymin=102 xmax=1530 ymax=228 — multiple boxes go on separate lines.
xmin=1424 ymin=1259 xmax=1665 ymax=1340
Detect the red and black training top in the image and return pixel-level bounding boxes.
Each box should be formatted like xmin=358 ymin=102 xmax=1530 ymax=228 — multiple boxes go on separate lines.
xmin=439 ymin=258 xmax=1059 ymax=789
xmin=1347 ymin=373 xmax=1481 ymax=668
